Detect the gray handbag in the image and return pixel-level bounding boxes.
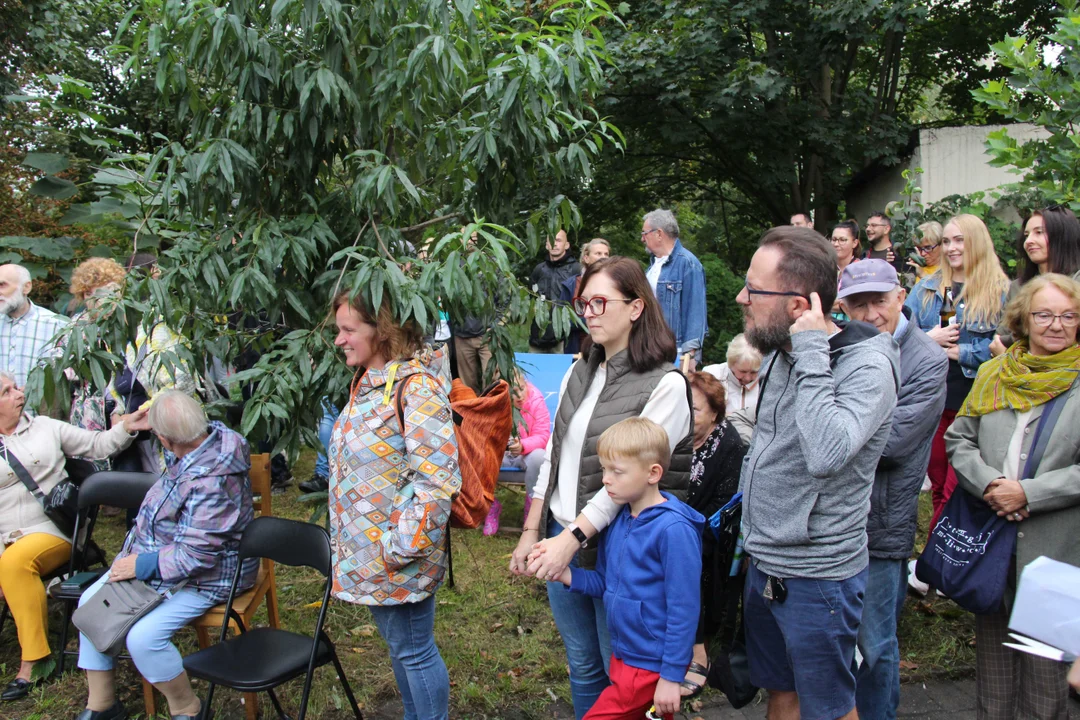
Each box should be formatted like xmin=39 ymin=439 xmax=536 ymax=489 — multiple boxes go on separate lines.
xmin=72 ymin=578 xmax=187 ymax=656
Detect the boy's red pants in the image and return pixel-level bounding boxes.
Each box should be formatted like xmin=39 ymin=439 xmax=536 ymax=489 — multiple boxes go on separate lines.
xmin=583 ymin=656 xmax=674 ymax=720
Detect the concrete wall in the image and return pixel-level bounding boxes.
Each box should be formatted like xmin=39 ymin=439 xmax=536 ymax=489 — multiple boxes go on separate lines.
xmin=846 ymin=123 xmax=1049 ymax=226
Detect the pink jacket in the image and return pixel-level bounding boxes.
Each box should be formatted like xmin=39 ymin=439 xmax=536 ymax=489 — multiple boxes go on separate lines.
xmin=517 ymin=382 xmax=552 ymax=455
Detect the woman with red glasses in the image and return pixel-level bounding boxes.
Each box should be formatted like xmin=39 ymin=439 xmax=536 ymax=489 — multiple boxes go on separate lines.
xmin=508 ymin=256 xmax=693 ymax=719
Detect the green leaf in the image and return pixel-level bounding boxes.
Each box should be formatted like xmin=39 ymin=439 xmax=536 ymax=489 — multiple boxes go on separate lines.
xmin=411 ymin=295 xmax=428 ymax=329
xmin=58 ymin=204 xmax=102 ymax=226
xmin=393 ymin=167 xmax=421 ymax=204
xmin=29 ymin=176 xmax=78 ymax=200
xmin=22 ymin=153 xmax=69 ymax=174
xmin=241 ymin=404 xmax=261 ymax=436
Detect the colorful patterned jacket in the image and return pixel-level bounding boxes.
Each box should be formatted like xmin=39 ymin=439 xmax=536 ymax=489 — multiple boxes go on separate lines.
xmin=121 ymin=421 xmax=259 ymax=603
xmin=329 ymin=344 xmax=461 ymax=606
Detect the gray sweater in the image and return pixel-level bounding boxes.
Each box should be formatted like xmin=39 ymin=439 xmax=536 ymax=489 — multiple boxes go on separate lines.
xmin=740 ymin=321 xmax=900 ymax=581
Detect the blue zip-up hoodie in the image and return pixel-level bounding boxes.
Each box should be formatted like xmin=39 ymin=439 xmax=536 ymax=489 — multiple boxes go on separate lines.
xmin=569 ymin=491 xmax=704 ymax=682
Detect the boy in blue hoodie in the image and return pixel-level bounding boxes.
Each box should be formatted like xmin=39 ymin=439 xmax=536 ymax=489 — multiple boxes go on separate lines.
xmin=553 ymin=417 xmax=704 ymax=719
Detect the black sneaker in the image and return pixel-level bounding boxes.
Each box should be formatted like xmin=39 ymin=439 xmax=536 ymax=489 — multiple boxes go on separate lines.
xmin=299 ymin=474 xmax=329 ymax=494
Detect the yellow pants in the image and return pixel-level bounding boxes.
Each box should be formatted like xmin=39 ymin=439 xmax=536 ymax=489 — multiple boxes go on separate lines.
xmin=0 ymin=533 xmax=71 ymax=662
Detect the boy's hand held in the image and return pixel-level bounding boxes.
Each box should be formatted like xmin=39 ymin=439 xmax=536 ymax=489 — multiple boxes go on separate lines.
xmin=557 ymin=567 xmax=572 ymax=586
xmin=653 ymin=678 xmax=681 ymax=716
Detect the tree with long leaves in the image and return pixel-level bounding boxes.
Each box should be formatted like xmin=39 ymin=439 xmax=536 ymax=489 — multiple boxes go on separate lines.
xmin=27 ymin=0 xmax=624 ymax=455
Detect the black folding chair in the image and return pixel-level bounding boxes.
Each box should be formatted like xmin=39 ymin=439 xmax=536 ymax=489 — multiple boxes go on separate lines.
xmin=183 ymin=516 xmax=362 ymax=720
xmin=48 ymin=471 xmax=158 ymax=674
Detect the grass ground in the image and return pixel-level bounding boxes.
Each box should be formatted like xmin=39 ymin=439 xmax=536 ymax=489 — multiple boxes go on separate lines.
xmin=0 ymin=454 xmax=974 ymax=720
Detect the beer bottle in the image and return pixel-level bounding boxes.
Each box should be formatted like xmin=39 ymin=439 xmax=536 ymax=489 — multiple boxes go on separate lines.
xmin=939 ymin=286 xmax=956 ymax=327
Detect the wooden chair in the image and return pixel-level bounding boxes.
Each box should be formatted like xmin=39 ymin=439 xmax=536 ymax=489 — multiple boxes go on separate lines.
xmin=190 ymin=452 xmax=280 ymax=720
xmin=141 ymin=453 xmax=279 ymax=719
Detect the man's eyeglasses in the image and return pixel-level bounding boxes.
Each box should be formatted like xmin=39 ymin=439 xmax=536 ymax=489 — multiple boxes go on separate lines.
xmin=1030 ymin=311 xmax=1080 ymax=328
xmin=743 ymin=281 xmax=808 ymax=301
xmin=573 ymin=295 xmax=635 ymax=316
xmin=866 ymin=222 xmax=889 ymax=229
xmin=915 ymin=242 xmax=941 ymax=255
xmin=640 ymin=228 xmax=660 ymax=238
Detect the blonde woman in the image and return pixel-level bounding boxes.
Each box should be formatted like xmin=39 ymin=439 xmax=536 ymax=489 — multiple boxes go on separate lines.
xmin=904 ymin=214 xmax=1009 ymax=537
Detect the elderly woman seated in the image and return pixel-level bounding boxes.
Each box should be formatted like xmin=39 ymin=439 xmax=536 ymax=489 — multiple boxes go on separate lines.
xmin=75 ymin=390 xmax=258 ymax=720
xmin=0 ymin=372 xmax=147 ymax=702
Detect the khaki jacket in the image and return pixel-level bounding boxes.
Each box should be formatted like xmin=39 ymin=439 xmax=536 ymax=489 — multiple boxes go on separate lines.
xmin=0 ymin=415 xmax=135 ymax=550
xmin=946 ymin=377 xmax=1080 ymax=585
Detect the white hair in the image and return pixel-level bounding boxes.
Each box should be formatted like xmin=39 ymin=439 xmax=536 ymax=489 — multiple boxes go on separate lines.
xmin=726 ymin=333 xmax=762 ymax=368
xmin=0 ymin=371 xmax=15 ymax=386
xmin=11 ymin=265 xmax=30 ymax=285
xmin=148 ymin=390 xmax=208 ymax=444
xmin=643 ymin=209 xmax=679 ymax=239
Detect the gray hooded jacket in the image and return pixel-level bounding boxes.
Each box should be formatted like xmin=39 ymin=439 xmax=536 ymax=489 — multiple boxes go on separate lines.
xmin=740 ymin=321 xmax=900 ymax=581
xmin=868 ymin=308 xmax=948 ymax=559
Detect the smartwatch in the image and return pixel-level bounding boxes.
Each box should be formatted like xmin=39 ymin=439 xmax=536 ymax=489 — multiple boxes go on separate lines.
xmin=567 ymin=523 xmax=588 ymax=547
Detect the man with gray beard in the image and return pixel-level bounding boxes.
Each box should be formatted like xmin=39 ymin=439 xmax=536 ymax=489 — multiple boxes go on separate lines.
xmin=736 ymin=228 xmax=900 ymax=720
xmin=0 ymin=264 xmax=69 ymax=388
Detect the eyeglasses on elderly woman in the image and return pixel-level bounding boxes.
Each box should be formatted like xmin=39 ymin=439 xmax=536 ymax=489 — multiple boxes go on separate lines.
xmin=1030 ymin=311 xmax=1080 ymax=328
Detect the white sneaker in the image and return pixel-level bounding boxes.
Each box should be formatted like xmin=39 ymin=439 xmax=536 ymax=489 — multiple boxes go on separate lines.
xmin=908 ymin=559 xmax=929 ymax=596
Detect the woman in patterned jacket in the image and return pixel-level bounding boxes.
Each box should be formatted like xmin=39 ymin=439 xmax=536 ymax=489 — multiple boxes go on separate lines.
xmin=328 ymin=291 xmax=461 ymax=720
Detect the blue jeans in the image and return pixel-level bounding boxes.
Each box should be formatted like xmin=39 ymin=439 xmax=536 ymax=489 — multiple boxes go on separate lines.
xmin=313 ymin=400 xmax=338 ymax=479
xmin=77 ymin=573 xmax=216 ymax=683
xmin=855 ymin=558 xmax=907 ymax=720
xmin=546 ymin=519 xmax=611 ymax=720
xmin=368 ymin=595 xmax=449 ymax=720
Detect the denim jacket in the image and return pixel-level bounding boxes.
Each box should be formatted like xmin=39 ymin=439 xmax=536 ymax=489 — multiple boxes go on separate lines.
xmin=904 ymin=273 xmax=1005 ymax=378
xmin=652 ymin=239 xmax=708 ymax=357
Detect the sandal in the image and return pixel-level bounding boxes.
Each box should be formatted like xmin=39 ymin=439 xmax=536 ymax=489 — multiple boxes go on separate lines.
xmin=679 ymin=661 xmax=710 ymax=699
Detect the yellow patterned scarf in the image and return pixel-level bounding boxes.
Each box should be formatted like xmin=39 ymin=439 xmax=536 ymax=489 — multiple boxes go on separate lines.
xmin=959 ymin=341 xmax=1080 ymax=417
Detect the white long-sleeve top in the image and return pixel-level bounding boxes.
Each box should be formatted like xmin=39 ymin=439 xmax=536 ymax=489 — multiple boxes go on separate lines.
xmin=530 ymin=361 xmax=692 ymax=532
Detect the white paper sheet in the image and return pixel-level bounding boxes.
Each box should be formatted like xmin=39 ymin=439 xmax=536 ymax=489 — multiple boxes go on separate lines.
xmin=1008 ymin=556 xmax=1080 ymax=658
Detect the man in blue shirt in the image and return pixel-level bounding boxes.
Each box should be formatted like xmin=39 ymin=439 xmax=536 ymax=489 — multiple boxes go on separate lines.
xmin=641 ymin=210 xmax=707 ymax=370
